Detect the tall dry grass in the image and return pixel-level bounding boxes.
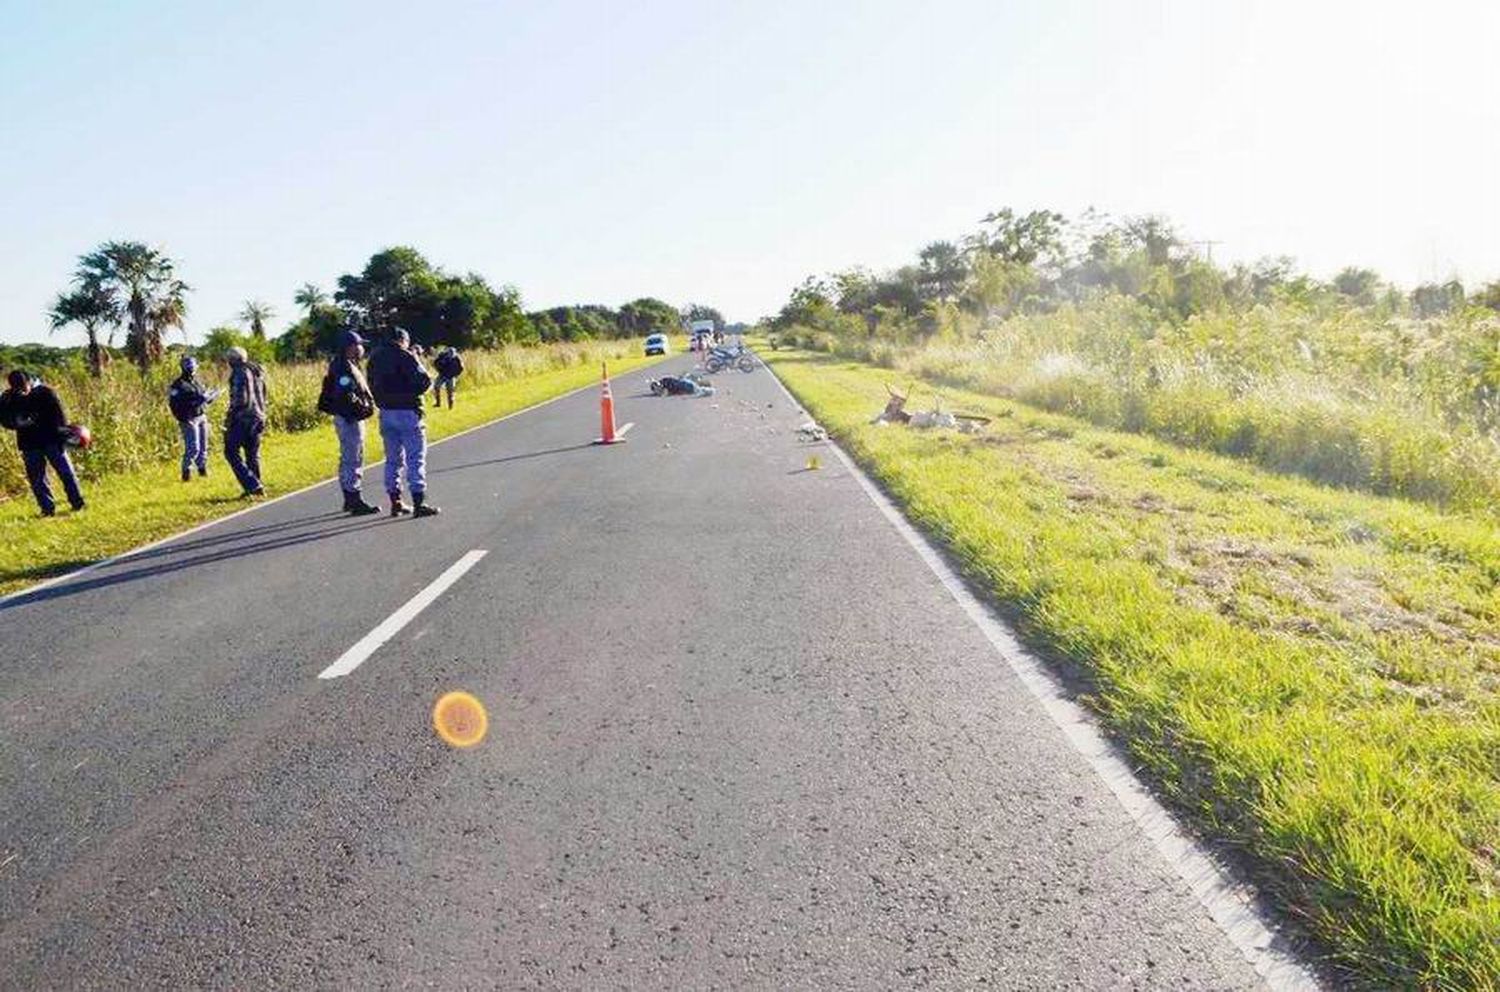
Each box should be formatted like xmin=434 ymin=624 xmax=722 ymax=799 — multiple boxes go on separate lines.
xmin=789 ymin=296 xmax=1500 ymax=512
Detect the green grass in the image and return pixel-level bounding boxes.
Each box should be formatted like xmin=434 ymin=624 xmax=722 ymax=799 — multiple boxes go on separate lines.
xmin=0 ymin=345 xmax=666 ymax=596
xmin=761 ymin=342 xmax=1500 ymax=990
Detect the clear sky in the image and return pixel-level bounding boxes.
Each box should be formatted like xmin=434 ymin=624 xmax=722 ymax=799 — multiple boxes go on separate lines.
xmin=2 ymin=0 xmax=1497 ymax=346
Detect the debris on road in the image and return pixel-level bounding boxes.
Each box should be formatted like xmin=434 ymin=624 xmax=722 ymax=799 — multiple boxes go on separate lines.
xmin=795 ymin=421 xmax=828 ymax=443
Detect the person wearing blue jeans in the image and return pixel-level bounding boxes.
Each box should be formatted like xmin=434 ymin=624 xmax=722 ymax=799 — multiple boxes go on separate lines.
xmin=168 ymin=355 xmax=218 ymax=481
xmin=0 ymin=369 xmax=85 ymax=516
xmin=367 ymin=328 xmax=441 ymax=518
xmin=222 ymin=346 xmax=268 ymax=498
xmin=317 ymin=330 xmax=380 ymax=515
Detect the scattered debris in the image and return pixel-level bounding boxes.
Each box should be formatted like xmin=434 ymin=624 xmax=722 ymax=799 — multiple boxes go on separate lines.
xmin=796 ymin=422 xmax=828 ymax=443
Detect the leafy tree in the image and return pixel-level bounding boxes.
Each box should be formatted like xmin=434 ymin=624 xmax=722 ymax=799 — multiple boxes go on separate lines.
xmin=1171 ymin=260 xmax=1227 ymax=319
xmin=772 ymin=277 xmax=836 ymax=331
xmin=275 ymin=304 xmax=346 ymax=361
xmin=48 ymin=281 xmax=120 ymax=376
xmin=683 ymin=303 xmax=726 ymax=331
xmin=1332 ymin=267 xmax=1383 ymax=306
xmin=76 ymin=241 xmax=189 ymax=371
xmin=1121 ymin=215 xmax=1180 ymax=266
xmin=334 ymin=248 xmax=535 ymax=347
xmin=202 ymin=326 xmax=275 ymax=365
xmin=151 ymin=281 xmax=190 ymax=347
xmin=1410 ymin=280 xmax=1465 ymax=318
xmin=239 ymin=300 xmax=275 ymax=339
xmin=293 ymin=283 xmax=328 ymax=317
xmin=1473 ymin=280 xmax=1500 ymax=313
xmin=970 ymin=208 xmax=1067 ymax=266
xmin=619 ymin=297 xmax=680 ymax=336
xmin=917 ymin=241 xmax=969 ymax=302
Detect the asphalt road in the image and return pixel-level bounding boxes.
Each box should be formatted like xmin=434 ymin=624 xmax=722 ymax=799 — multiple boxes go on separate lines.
xmin=0 ymin=356 xmax=1268 ymax=989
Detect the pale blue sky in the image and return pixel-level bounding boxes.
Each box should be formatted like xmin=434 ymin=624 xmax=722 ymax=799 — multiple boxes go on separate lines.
xmin=3 ymin=0 xmax=1497 ymax=345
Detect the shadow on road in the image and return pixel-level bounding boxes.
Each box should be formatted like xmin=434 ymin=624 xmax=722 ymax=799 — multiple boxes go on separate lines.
xmin=0 ymin=516 xmax=387 ymax=612
xmin=429 ymin=442 xmax=595 ymax=475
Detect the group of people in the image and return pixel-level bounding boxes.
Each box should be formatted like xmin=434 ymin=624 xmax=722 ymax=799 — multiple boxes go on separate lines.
xmin=0 ymin=330 xmax=464 ymax=520
xmin=318 ymin=328 xmax=453 ymax=517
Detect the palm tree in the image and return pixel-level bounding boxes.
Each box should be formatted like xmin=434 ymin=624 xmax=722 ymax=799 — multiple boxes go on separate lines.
xmin=151 ymin=280 xmax=191 ymax=346
xmin=76 ymin=241 xmax=187 ymax=371
xmin=294 ymin=283 xmax=327 ymax=317
xmin=49 ymin=282 xmax=120 ymax=377
xmin=239 ymin=300 xmax=274 ymax=340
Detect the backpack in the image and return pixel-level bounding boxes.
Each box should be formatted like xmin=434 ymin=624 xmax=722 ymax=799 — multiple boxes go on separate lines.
xmin=318 ymin=361 xmax=375 ymax=421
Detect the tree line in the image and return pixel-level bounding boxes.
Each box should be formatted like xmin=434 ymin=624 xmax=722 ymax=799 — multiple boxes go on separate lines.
xmin=44 ymin=241 xmax=724 ymax=376
xmin=769 ymin=207 xmax=1500 ymax=338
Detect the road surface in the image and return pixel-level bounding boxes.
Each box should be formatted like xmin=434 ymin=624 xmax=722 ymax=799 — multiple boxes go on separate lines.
xmin=0 ymin=357 xmax=1273 ymax=988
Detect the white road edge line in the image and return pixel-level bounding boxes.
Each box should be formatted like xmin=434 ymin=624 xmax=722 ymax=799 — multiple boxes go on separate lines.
xmin=0 ymin=361 xmax=660 ymax=609
xmin=762 ymin=362 xmax=1320 ymax=991
xmin=318 ymin=550 xmax=488 ymax=680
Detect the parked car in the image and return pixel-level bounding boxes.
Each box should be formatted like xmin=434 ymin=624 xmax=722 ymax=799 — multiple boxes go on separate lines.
xmin=644 ymin=333 xmax=669 ymax=356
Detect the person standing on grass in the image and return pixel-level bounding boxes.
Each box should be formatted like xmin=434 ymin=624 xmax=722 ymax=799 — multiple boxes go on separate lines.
xmin=317 ymin=330 xmax=379 ymax=516
xmin=432 ymin=346 xmax=463 ymax=409
xmin=222 ymin=346 xmax=268 ymax=498
xmin=0 ymin=369 xmax=85 ymax=517
xmin=367 ymin=328 xmax=441 ymax=518
xmin=168 ymin=355 xmax=219 ymax=482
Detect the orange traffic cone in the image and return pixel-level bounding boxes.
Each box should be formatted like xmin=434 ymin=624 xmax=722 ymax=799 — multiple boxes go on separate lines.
xmin=594 ymin=362 xmax=631 ymax=445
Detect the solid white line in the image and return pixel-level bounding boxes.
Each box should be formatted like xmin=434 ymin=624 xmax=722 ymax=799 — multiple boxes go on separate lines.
xmin=0 ymin=358 xmax=667 ymax=608
xmin=761 ymin=362 xmax=1320 ymax=991
xmin=616 ymin=422 xmax=634 ymax=437
xmin=318 ymin=550 xmax=487 ymax=680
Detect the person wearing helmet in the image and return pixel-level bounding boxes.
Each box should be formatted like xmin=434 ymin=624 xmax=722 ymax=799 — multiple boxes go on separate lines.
xmin=317 ymin=330 xmax=379 ymax=515
xmin=432 ymin=346 xmax=464 ymax=409
xmin=168 ymin=354 xmax=219 ymax=482
xmin=222 ymin=346 xmax=268 ymax=498
xmin=0 ymin=369 xmax=85 ymax=516
xmin=366 ymin=327 xmax=440 ymax=517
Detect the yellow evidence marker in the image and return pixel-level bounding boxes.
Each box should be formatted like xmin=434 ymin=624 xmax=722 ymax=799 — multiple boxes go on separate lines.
xmin=806 ymin=454 xmax=822 ymax=471
xmin=432 ymin=691 xmax=489 ymax=748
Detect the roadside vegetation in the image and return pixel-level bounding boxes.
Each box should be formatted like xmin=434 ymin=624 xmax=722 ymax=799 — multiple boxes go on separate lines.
xmin=760 ymin=208 xmax=1500 ymax=987
xmin=764 ymin=346 xmax=1498 ymax=988
xmin=768 ymin=209 xmax=1500 ymax=517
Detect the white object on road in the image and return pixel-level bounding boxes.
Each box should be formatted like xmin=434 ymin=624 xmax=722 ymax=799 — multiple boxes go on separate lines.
xmin=318 ymin=549 xmax=488 ymax=680
xmin=795 ymin=421 xmax=827 ymax=442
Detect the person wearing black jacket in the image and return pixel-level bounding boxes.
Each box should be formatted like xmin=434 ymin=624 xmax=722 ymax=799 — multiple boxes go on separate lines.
xmin=366 ymin=328 xmax=440 ymax=517
xmin=432 ymin=346 xmax=464 ymax=409
xmin=168 ymin=355 xmax=218 ymax=482
xmin=318 ymin=330 xmax=379 ymax=515
xmin=0 ymin=369 xmax=85 ymax=516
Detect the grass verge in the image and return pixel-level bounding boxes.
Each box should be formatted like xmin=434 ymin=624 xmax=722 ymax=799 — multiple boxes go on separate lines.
xmin=0 ymin=346 xmax=666 ymax=596
xmin=761 ymin=343 xmax=1500 ymax=989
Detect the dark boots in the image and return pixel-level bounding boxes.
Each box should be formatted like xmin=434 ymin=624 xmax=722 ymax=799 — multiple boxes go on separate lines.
xmin=389 ymin=492 xmax=411 ymax=517
xmin=343 ymin=490 xmax=379 ymax=516
xmin=412 ymin=491 xmax=441 ymax=517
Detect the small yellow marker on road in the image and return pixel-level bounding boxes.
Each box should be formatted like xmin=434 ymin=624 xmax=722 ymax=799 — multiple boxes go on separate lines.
xmin=432 ymin=691 xmax=489 ymax=748
xmin=806 ymin=454 xmax=821 ymax=471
